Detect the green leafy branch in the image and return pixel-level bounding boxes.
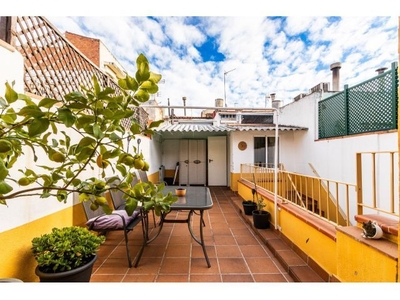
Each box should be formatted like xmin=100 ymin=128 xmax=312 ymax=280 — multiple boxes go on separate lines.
xmin=0 ymin=54 xmax=176 ymax=215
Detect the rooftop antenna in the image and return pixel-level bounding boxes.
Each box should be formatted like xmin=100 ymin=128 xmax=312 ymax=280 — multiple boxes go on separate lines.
xmin=224 ymin=68 xmax=236 ymax=107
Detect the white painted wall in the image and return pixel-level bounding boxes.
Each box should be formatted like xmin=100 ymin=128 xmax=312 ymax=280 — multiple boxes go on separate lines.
xmin=230 ymin=130 xmax=278 ymax=173
xmin=140 ymin=134 xmax=162 ymax=176
xmin=277 ymin=92 xmax=398 ymax=220
xmin=0 ymin=44 xmax=78 ymax=231
xmin=160 ymin=139 xmax=180 ymax=171
xmin=99 ymin=41 xmax=126 ymax=80
xmin=0 ymin=42 xmax=24 ymax=95
xmin=279 ymin=92 xmax=397 ymax=181
xmin=0 ymin=42 xmax=156 ymax=232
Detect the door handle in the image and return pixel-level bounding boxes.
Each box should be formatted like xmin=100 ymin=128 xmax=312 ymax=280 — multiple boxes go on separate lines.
xmin=193 ymin=160 xmax=201 ymax=164
xmin=184 ymin=160 xmax=189 ymax=164
xmin=208 ymin=159 xmax=213 ymax=163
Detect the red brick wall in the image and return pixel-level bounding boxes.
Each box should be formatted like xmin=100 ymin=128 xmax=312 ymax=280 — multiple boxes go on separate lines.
xmin=65 ymin=31 xmax=100 ymax=67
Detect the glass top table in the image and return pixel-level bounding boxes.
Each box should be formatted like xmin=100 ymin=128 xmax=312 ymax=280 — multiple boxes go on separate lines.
xmin=134 ymin=186 xmax=213 ymax=268
xmin=165 ymin=186 xmax=213 ymax=210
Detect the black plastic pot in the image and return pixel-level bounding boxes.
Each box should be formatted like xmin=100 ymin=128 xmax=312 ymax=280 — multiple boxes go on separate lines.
xmin=242 ymin=201 xmax=257 ymax=216
xmin=252 ymin=210 xmax=270 ymax=229
xmin=35 ymin=254 xmax=97 ymax=282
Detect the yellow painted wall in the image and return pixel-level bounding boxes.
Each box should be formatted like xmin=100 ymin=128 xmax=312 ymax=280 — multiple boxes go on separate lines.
xmin=147 ymin=171 xmax=159 ymax=183
xmin=337 ymin=230 xmax=397 ymax=282
xmin=238 ymin=180 xmax=398 ymax=281
xmin=0 ymin=206 xmax=75 ymax=282
xmin=238 ymin=181 xmax=277 ymax=227
xmin=279 ymin=207 xmax=337 ymax=276
xmin=230 ymin=172 xmax=240 ymax=191
xmin=239 ymin=181 xmax=336 ymax=275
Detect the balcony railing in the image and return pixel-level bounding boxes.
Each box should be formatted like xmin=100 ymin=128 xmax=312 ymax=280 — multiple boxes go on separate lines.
xmin=356 ymin=151 xmax=399 ymax=218
xmin=240 ymin=164 xmax=355 ymax=226
xmin=240 ymin=151 xmax=399 ymax=227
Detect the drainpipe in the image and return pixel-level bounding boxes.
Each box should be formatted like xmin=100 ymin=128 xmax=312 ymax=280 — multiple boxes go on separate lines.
xmin=273 ymin=109 xmax=279 ymax=230
xmin=168 ymin=98 xmax=172 ymax=124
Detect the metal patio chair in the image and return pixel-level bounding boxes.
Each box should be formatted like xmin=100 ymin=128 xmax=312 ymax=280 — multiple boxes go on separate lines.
xmin=81 ymin=191 xmax=142 ymax=268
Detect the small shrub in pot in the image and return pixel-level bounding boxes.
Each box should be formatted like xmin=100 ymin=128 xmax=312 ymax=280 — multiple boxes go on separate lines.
xmin=31 ymin=226 xmax=105 ymax=274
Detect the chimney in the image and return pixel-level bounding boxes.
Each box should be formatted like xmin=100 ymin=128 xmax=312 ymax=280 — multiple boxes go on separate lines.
xmin=330 ymin=62 xmax=341 ymax=92
xmin=270 ymin=93 xmax=281 ymax=108
xmin=182 ymin=96 xmax=186 ymax=116
xmin=215 ymin=98 xmax=224 ymax=107
xmin=375 ymin=67 xmax=387 ymax=74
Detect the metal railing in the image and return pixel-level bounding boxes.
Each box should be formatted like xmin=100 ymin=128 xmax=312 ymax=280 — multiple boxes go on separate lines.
xmin=241 ymin=151 xmax=399 ymax=226
xmin=241 ymin=164 xmax=356 ymax=226
xmin=356 ymin=151 xmax=399 ymax=218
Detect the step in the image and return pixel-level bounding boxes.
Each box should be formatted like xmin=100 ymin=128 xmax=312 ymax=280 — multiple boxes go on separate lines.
xmin=230 ymin=194 xmax=326 ymax=282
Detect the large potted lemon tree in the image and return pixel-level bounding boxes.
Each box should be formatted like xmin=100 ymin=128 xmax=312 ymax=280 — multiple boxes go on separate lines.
xmin=0 ymin=54 xmax=176 ymax=282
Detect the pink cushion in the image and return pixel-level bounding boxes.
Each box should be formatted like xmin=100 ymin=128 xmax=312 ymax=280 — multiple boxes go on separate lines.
xmin=86 ymin=210 xmax=140 ymax=230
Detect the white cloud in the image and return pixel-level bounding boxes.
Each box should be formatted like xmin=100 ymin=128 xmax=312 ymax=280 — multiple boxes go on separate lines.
xmin=46 ymin=16 xmax=398 ymax=108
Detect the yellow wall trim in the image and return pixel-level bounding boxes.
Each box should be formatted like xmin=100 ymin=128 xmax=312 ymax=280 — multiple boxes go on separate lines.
xmin=0 ymin=206 xmax=75 ymax=282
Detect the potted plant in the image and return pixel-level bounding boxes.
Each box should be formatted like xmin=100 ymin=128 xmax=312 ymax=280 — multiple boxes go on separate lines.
xmin=251 ymin=183 xmax=271 ymax=229
xmin=31 ymin=226 xmax=106 ymax=282
xmin=242 ymin=188 xmax=257 ymax=215
xmin=361 ymin=220 xmax=383 ymax=239
xmin=0 ymin=53 xmax=177 ymax=281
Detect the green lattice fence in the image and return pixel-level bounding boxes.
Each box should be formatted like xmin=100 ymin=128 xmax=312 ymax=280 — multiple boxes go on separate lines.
xmin=318 ymin=62 xmax=398 ymax=139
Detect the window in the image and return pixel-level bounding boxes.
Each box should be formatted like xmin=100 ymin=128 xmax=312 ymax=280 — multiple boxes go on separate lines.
xmin=267 ymin=137 xmax=278 ymax=168
xmin=254 ymin=136 xmax=278 ymax=168
xmin=254 ymin=137 xmax=265 ymax=166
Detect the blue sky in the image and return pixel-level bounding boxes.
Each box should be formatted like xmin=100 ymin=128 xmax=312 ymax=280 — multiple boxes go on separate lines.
xmin=9 ymin=1 xmax=400 ymax=110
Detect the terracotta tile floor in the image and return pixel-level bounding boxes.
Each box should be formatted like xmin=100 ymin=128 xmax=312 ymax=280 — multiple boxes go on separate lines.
xmin=90 ymin=186 xmax=294 ymax=283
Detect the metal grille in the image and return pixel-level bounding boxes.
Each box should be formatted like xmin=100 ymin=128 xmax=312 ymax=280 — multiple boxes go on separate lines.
xmin=318 ymin=92 xmax=346 ymax=138
xmin=319 ymin=63 xmax=398 ymax=139
xmin=9 ymin=16 xmax=148 ymax=130
xmin=13 ymin=17 xmax=118 ymax=99
xmin=348 ymin=73 xmax=394 ymax=134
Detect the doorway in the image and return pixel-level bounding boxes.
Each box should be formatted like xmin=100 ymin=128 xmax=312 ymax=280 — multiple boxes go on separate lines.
xmin=207 ymin=136 xmax=227 ymax=186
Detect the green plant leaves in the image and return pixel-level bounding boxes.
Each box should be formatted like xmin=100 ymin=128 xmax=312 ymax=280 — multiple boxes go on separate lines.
xmin=135 ymin=54 xmax=150 ymax=83
xmin=1 ymin=108 xmax=17 ymax=124
xmin=28 ymin=118 xmax=50 ymax=137
xmin=134 ymin=89 xmax=150 ymax=103
xmin=38 ymin=98 xmax=60 ymax=108
xmin=0 ymin=180 xmax=13 ymax=194
xmin=58 ymin=108 xmax=76 ymax=127
xmin=4 ymin=82 xmax=18 ymax=104
xmin=31 ymin=226 xmax=105 ymax=273
xmin=0 ymin=53 xmax=171 ymax=215
xmin=118 ymin=75 xmax=138 ymax=91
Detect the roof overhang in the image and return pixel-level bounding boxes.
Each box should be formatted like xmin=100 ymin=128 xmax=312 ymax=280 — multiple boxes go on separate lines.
xmin=154 ymin=123 xmax=232 ymax=133
xmin=154 ymin=123 xmax=308 ymax=133
xmin=227 ymin=125 xmax=308 ymax=131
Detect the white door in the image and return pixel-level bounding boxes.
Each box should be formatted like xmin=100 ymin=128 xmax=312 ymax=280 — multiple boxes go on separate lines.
xmin=207 ymin=136 xmax=227 ymax=186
